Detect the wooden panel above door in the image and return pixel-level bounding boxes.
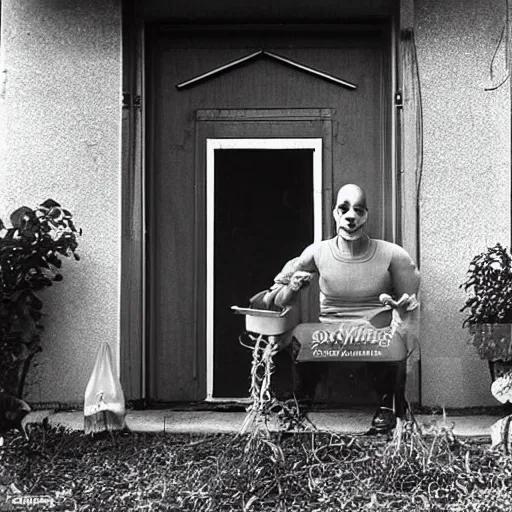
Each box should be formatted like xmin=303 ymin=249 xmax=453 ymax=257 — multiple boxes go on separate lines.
xmin=136 ymin=0 xmax=396 ymax=23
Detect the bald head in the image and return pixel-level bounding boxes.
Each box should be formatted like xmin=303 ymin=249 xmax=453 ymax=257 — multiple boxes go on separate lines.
xmin=333 ymin=184 xmax=369 ymax=240
xmin=335 ymin=184 xmax=367 ymax=211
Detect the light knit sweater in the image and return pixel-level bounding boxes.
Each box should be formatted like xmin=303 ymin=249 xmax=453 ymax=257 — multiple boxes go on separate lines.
xmin=312 ymin=237 xmax=419 ymax=319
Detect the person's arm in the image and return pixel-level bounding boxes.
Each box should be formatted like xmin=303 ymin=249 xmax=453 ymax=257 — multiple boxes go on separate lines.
xmin=264 ymin=243 xmax=319 ymax=308
xmin=275 ymin=244 xmax=318 ymax=281
xmin=389 ymin=245 xmax=420 ymax=303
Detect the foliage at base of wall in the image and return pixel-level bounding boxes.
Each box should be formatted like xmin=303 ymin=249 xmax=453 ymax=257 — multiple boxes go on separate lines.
xmin=0 ymin=200 xmax=81 ymax=398
xmin=469 ymin=323 xmax=512 ymax=361
xmin=461 ymin=243 xmax=512 ymax=362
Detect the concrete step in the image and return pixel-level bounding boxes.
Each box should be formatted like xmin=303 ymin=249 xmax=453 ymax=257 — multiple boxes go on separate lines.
xmin=25 ymin=409 xmax=497 ymax=438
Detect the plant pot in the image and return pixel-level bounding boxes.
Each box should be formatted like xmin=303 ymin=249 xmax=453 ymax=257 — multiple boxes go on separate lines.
xmin=489 ymin=360 xmax=512 ymax=382
xmin=469 ymin=323 xmax=512 ymax=362
xmin=489 ymin=360 xmax=512 ymax=416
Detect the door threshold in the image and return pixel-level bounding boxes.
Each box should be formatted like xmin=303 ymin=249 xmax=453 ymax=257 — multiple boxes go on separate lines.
xmin=139 ymin=399 xmax=251 ymax=411
xmin=205 ymin=397 xmax=251 ymax=405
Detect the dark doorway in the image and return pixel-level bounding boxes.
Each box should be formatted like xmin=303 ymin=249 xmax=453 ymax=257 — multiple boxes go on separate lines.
xmin=213 ymin=149 xmax=314 ymax=398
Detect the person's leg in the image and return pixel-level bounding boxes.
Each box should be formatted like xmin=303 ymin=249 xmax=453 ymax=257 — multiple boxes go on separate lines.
xmin=296 ymin=362 xmax=323 ymax=401
xmin=270 ymin=343 xmax=297 ymax=400
xmin=367 ymin=360 xmax=407 ymax=432
xmin=393 ymin=360 xmax=407 ymax=418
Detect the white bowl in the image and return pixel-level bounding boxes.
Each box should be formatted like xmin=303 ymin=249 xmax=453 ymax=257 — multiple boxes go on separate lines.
xmin=231 ymin=305 xmax=300 ymax=335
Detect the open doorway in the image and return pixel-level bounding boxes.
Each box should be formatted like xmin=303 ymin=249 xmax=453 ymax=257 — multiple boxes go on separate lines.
xmin=207 ymin=140 xmax=322 ymax=399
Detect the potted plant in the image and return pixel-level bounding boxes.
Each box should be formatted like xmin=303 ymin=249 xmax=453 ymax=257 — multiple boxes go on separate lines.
xmin=461 ymin=243 xmax=512 ymax=382
xmin=0 ymin=199 xmax=81 ymax=398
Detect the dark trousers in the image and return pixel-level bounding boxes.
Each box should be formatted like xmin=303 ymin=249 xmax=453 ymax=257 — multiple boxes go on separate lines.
xmin=367 ymin=361 xmax=407 ymax=417
xmin=297 ymin=360 xmax=407 ymax=417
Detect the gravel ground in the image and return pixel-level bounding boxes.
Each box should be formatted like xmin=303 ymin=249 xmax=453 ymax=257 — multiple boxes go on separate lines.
xmin=0 ymin=422 xmax=511 ymax=511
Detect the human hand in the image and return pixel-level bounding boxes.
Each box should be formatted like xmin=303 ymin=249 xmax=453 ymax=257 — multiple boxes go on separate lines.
xmin=288 ymin=271 xmax=313 ymax=291
xmin=274 ymin=257 xmax=300 ymax=285
xmin=379 ymin=293 xmax=419 ymax=312
xmin=261 ymin=273 xmax=310 ymax=309
xmin=267 ymin=271 xmax=313 ymax=309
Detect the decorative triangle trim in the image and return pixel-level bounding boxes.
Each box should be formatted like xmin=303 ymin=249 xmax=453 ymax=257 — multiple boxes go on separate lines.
xmin=176 ymin=49 xmax=357 ymax=90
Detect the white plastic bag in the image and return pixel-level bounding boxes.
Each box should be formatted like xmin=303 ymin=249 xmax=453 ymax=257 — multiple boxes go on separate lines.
xmin=84 ymin=342 xmax=126 ymax=434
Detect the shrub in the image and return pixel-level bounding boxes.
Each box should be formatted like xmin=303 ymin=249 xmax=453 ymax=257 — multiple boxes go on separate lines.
xmin=461 ymin=243 xmax=512 ymax=362
xmin=460 ymin=243 xmax=512 ymax=327
xmin=0 ymin=199 xmax=81 ymax=397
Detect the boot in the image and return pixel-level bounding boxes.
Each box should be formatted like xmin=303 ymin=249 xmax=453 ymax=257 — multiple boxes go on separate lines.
xmin=369 ymin=394 xmax=397 ymax=434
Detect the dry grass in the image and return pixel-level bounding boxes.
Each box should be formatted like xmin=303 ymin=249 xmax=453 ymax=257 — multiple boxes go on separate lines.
xmin=2 ymin=337 xmax=510 ymax=510
xmin=0 ymin=418 xmax=512 ymax=511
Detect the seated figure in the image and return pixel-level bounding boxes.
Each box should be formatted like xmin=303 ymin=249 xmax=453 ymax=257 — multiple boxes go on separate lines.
xmin=263 ymin=183 xmax=420 ymax=432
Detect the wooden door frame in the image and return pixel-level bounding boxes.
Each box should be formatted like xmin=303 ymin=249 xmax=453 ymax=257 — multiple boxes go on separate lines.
xmin=397 ymin=0 xmax=423 ymax=404
xmin=205 ymin=137 xmax=324 ymax=400
xmin=120 ymin=15 xmax=416 ymax=403
xmin=120 ymin=2 xmax=146 ymax=402
xmin=196 ymin=109 xmax=333 ymax=401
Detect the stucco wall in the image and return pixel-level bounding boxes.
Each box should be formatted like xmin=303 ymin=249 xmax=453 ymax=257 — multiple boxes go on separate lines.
xmin=0 ymin=0 xmax=508 ymax=408
xmin=0 ymin=0 xmax=122 ymax=403
xmin=416 ymin=0 xmax=511 ymax=407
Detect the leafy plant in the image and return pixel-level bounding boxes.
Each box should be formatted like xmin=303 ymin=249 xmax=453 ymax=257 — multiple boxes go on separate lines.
xmin=460 ymin=243 xmax=512 ymax=327
xmin=0 ymin=199 xmax=81 ymax=398
xmin=460 ymin=244 xmax=512 ymax=361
